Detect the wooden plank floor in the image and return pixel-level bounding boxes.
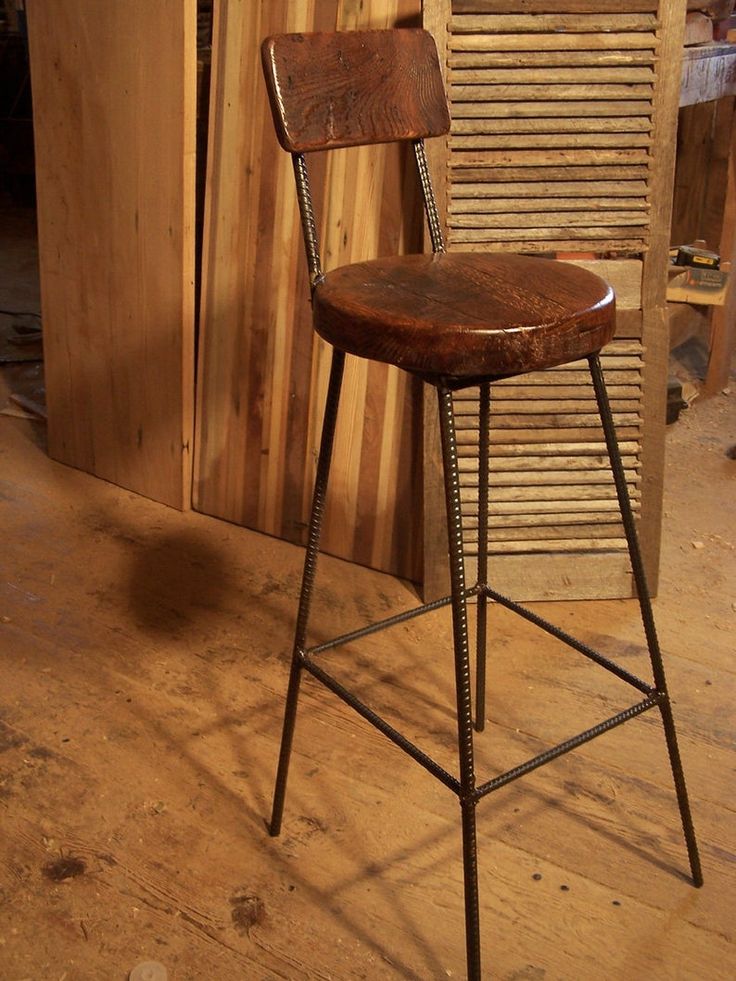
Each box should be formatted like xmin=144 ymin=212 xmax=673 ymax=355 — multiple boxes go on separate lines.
xmin=1 ymin=356 xmax=735 ymax=973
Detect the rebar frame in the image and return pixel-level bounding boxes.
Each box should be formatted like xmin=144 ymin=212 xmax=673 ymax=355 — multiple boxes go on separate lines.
xmin=414 ymin=139 xmax=445 ymax=254
xmin=475 ymin=382 xmax=491 ymax=732
xmin=292 ymin=153 xmax=324 ymax=292
xmin=269 ymin=348 xmax=345 ymax=837
xmin=269 ymin=141 xmax=702 ymax=981
xmin=588 ymin=354 xmax=703 ymax=887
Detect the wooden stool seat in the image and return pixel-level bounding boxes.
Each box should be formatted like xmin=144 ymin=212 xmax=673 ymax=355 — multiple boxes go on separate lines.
xmin=314 ymin=252 xmax=615 ymax=379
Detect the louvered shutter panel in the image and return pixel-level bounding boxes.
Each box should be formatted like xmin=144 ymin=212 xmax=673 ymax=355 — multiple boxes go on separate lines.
xmin=422 ymin=1 xmax=685 ymax=600
xmin=446 ymin=7 xmax=656 ymax=253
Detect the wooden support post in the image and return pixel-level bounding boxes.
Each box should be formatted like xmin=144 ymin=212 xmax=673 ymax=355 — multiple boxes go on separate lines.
xmin=704 ymin=100 xmax=736 ymax=393
xmin=638 ymin=0 xmax=687 ymax=593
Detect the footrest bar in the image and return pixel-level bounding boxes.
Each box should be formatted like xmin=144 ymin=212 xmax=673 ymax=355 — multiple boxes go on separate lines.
xmin=309 ymin=588 xmax=478 ymax=657
xmin=473 ymin=693 xmax=664 ymax=802
xmin=302 ymin=656 xmax=461 ymax=794
xmin=485 ymin=586 xmax=654 ymax=696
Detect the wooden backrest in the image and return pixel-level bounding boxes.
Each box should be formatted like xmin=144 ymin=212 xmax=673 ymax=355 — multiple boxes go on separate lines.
xmin=261 ymin=29 xmax=451 ymax=153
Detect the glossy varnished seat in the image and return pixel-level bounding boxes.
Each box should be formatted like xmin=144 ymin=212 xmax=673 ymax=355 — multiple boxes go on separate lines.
xmin=260 ymin=27 xmax=701 ymax=981
xmin=313 ymin=251 xmax=615 ymax=379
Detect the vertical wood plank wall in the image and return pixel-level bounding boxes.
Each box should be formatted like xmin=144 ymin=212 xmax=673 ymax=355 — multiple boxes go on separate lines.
xmin=194 ymin=0 xmax=423 ymax=581
xmin=422 ymin=0 xmax=686 ymax=599
xmin=26 ymin=0 xmax=196 ymax=509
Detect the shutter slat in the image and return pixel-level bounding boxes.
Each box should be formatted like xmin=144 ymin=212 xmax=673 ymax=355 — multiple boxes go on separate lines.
xmin=451 ymin=14 xmax=659 ymax=33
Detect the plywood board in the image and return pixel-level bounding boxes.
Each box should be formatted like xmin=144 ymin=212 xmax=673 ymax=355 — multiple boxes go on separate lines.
xmin=26 ymin=0 xmax=196 ymax=508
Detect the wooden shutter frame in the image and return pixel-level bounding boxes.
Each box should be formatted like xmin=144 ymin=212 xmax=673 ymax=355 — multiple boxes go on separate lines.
xmin=422 ymin=0 xmax=686 ymax=600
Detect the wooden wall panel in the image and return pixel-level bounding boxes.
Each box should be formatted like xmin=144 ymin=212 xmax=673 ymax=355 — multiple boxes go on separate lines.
xmin=26 ymin=0 xmax=196 ymax=509
xmin=194 ymin=0 xmax=423 ymax=580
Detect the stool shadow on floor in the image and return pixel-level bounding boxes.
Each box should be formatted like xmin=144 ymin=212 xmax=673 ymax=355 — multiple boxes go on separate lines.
xmin=124 ymin=528 xmax=235 ymax=636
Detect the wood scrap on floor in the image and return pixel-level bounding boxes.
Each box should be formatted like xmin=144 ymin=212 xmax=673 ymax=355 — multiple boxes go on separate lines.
xmin=7 ymin=391 xmax=47 ymax=420
xmin=0 ymin=313 xmax=42 ymax=364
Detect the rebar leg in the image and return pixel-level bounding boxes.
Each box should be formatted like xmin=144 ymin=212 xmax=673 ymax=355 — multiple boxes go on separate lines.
xmin=475 ymin=382 xmax=491 ymax=732
xmin=588 ymin=354 xmax=703 ymax=887
xmin=438 ymin=385 xmax=482 ymax=981
xmin=270 ymin=350 xmax=346 ymax=837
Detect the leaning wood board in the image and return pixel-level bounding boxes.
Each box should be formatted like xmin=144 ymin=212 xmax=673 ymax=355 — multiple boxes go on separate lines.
xmin=26 ymin=0 xmax=196 ymax=509
xmin=194 ymin=0 xmax=423 ymax=580
xmin=422 ymin=0 xmax=686 ymax=599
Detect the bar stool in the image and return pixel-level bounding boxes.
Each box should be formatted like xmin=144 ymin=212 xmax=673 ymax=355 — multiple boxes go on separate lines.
xmin=261 ymin=28 xmax=702 ymax=980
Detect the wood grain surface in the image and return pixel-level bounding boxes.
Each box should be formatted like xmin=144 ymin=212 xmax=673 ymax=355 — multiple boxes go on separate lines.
xmin=26 ymin=0 xmax=196 ymax=508
xmin=313 ymin=252 xmax=614 ymax=377
xmin=2 ymin=394 xmax=734 ymax=978
xmin=261 ymin=29 xmax=449 ymax=152
xmin=195 ymin=0 xmax=424 ymax=581
xmin=637 ymin=0 xmax=686 ymax=591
